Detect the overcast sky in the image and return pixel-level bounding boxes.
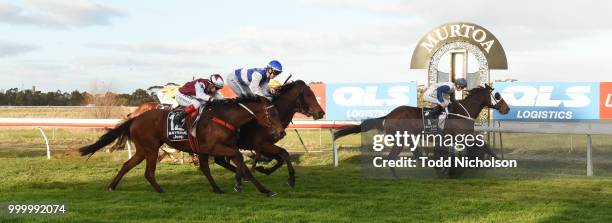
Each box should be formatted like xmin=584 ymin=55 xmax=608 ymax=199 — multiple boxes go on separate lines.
xmin=1 ymin=0 xmax=611 ymax=93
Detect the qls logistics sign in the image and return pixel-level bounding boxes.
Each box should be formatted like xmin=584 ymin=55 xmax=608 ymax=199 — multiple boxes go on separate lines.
xmin=493 ymin=82 xmax=612 ymax=120
xmin=326 ymin=83 xmax=417 ymax=120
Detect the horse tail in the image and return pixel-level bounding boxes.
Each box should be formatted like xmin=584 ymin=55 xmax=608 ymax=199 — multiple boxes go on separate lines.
xmin=333 ymin=116 xmax=386 ymax=139
xmin=79 ymin=118 xmax=134 ymax=156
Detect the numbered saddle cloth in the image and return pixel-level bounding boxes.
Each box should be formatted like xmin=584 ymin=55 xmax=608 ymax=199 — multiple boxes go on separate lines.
xmin=167 ymin=110 xmax=188 ymax=141
xmin=422 ymin=108 xmax=446 ymax=134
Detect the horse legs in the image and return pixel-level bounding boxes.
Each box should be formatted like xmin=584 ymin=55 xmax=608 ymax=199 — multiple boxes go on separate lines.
xmin=250 ymin=152 xmax=261 ymax=172
xmin=144 ymin=154 xmax=164 ymax=193
xmin=253 ymin=154 xmax=283 ymax=175
xmin=108 ymin=153 xmax=145 ymax=191
xmin=214 ymin=156 xmax=237 ymax=172
xmin=230 ymin=154 xmax=276 ymax=197
xmin=388 ymin=146 xmax=402 ymax=179
xmin=254 ymin=144 xmax=295 ymax=188
xmin=212 ymin=144 xmax=276 ymax=197
xmin=197 ymin=154 xmax=223 ymax=194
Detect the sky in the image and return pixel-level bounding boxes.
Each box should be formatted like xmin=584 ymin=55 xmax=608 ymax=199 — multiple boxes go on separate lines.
xmin=1 ymin=0 xmax=611 ymax=93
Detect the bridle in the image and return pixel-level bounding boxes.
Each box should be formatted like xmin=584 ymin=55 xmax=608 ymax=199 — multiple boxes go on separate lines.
xmin=294 ymin=87 xmax=315 ymax=117
xmin=488 ymin=90 xmax=502 ymax=110
xmin=446 ymin=88 xmax=502 ymax=121
xmin=239 ymin=102 xmax=276 ymax=128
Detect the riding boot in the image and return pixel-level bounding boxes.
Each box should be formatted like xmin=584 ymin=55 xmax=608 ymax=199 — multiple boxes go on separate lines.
xmin=179 ymin=105 xmax=198 ymax=136
xmin=430 ymin=105 xmax=444 ymax=119
xmin=185 ymin=104 xmax=198 ymax=118
xmin=174 ymin=105 xmax=194 ymax=121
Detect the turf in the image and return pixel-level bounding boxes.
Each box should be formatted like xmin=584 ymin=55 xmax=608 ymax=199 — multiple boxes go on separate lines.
xmin=2 ymin=107 xmax=612 ymax=222
xmin=1 ymin=148 xmax=612 ymax=223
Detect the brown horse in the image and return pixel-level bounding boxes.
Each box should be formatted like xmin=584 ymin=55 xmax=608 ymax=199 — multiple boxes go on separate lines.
xmin=333 ymin=84 xmax=510 ymax=178
xmin=222 ymin=80 xmax=325 ymax=188
xmin=79 ymin=96 xmax=285 ymax=196
xmin=117 ymin=80 xmax=326 ymax=187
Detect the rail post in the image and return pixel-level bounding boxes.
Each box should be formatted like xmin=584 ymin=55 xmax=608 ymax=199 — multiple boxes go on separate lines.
xmin=331 ymin=128 xmax=338 ymax=167
xmin=586 ymin=134 xmax=593 ymax=176
xmin=498 ymin=121 xmax=504 ymax=159
xmin=37 ymin=127 xmax=51 ymax=160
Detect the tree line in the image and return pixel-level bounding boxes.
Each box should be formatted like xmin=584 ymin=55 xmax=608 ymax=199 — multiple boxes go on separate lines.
xmin=0 ymin=88 xmax=154 ymax=106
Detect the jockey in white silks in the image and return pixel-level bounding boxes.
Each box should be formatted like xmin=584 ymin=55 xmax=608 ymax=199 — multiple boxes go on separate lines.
xmin=423 ymin=78 xmax=468 ymax=119
xmin=226 ymin=60 xmax=283 ymax=101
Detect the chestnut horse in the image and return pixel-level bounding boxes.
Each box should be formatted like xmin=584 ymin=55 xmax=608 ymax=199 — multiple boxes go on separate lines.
xmin=333 ymin=84 xmax=510 ymax=178
xmin=79 ymin=96 xmax=285 ymax=196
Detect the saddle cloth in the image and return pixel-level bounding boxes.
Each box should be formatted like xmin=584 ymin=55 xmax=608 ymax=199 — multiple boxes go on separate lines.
xmin=167 ymin=110 xmax=189 ymax=141
xmin=422 ymin=108 xmax=447 ymax=134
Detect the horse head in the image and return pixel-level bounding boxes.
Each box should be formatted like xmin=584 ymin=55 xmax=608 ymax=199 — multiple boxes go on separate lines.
xmin=467 ymin=84 xmax=510 ymax=115
xmin=274 ymin=80 xmax=325 ymax=119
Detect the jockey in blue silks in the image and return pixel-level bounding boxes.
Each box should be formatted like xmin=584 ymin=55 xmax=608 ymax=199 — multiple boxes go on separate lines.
xmin=423 ymin=78 xmax=468 ymax=119
xmin=226 ymin=60 xmax=283 ymax=101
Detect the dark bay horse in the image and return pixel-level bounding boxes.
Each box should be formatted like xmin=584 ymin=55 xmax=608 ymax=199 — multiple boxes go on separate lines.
xmin=333 ymin=84 xmax=510 ymax=177
xmin=230 ymin=80 xmax=325 ymax=187
xmin=79 ymin=96 xmax=285 ymax=196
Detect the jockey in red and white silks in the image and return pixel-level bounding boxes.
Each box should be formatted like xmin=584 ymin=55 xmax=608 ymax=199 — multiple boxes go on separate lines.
xmin=175 ymin=74 xmax=225 ymax=118
xmin=226 ymin=60 xmax=282 ymax=101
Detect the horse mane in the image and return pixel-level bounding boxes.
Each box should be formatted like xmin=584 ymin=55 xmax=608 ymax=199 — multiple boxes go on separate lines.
xmin=464 ymin=85 xmax=492 ymax=99
xmin=208 ymin=96 xmax=263 ymax=106
xmin=276 ymin=80 xmax=307 ymax=95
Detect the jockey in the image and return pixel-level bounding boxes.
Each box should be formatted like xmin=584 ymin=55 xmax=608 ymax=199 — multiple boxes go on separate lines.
xmin=423 ymin=78 xmax=468 ymax=119
xmin=226 ymin=60 xmax=282 ymax=101
xmin=268 ymin=79 xmax=282 ymax=94
xmin=175 ymin=74 xmax=225 ymax=119
xmin=156 ymin=84 xmax=180 ymax=108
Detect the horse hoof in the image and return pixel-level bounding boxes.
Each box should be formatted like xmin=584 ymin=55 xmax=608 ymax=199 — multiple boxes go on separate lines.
xmin=287 ymin=181 xmax=295 ymax=188
xmin=266 ymin=191 xmax=278 ymax=197
xmin=108 ymin=187 xmax=114 ymax=192
xmin=234 ymin=186 xmax=242 ymax=192
xmin=212 ymin=189 xmax=224 ymax=194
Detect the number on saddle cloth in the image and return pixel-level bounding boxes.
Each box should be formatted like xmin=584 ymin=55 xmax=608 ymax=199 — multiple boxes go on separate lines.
xmin=167 ymin=109 xmax=189 ymax=141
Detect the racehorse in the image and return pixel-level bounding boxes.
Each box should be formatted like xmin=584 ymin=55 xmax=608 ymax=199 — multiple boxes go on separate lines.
xmin=333 ymin=84 xmax=510 ymax=178
xmin=115 ymin=80 xmax=326 ymax=188
xmin=79 ymin=96 xmax=286 ymax=196
xmin=225 ymin=80 xmax=325 ymax=188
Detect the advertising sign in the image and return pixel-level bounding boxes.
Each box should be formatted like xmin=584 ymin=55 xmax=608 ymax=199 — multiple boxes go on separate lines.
xmin=325 ymin=83 xmax=417 ymax=120
xmin=600 ymin=82 xmax=612 ymax=119
xmin=493 ymin=82 xmax=600 ymax=120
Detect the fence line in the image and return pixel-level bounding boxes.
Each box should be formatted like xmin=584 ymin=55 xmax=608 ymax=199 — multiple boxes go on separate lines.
xmin=2 ymin=118 xmax=611 ymax=176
